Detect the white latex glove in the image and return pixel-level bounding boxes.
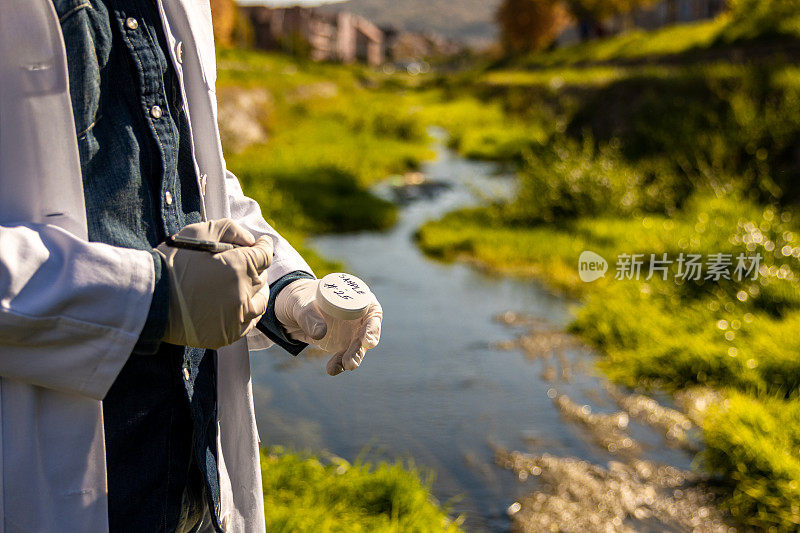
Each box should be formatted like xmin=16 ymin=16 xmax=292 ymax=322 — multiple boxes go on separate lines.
xmin=156 ymin=218 xmax=273 ymax=349
xmin=275 ymin=278 xmax=383 ymax=375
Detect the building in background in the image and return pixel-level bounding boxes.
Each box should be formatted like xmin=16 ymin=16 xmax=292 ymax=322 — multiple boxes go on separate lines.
xmin=242 ymin=6 xmax=385 ymax=66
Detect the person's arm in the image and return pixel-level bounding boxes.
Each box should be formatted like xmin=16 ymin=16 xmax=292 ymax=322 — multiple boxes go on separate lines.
xmin=223 ymin=169 xmax=319 ymax=354
xmin=224 ymin=169 xmax=314 ymax=284
xmin=0 ymin=223 xmax=155 ymax=400
xmin=132 ymin=250 xmax=171 ymax=355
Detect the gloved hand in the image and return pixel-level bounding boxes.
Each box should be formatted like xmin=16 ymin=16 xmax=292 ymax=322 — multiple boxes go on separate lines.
xmin=156 ymin=218 xmax=273 ymax=349
xmin=275 ymin=278 xmax=382 ymax=375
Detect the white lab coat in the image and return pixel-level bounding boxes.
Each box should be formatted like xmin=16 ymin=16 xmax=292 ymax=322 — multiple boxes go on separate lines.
xmin=0 ymin=1 xmax=311 ymax=531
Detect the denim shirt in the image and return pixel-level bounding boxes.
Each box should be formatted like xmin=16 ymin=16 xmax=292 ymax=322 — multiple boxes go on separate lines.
xmin=53 ymin=0 xmax=309 ymax=530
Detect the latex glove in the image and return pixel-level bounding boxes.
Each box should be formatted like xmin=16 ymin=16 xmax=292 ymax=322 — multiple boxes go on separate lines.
xmin=156 ymin=218 xmax=273 ymax=349
xmin=275 ymin=278 xmax=382 ymax=375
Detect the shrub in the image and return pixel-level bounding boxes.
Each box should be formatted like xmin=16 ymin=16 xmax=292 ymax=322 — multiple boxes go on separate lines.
xmin=721 ymin=0 xmax=800 ymax=42
xmin=496 ymin=0 xmax=573 ymax=54
xmin=702 ymin=392 xmax=800 ymax=529
xmin=261 ymin=448 xmax=462 ymax=532
xmin=504 ymin=136 xmax=685 ymax=223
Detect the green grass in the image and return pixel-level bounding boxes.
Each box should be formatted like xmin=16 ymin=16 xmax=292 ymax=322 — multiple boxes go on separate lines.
xmin=413 ymin=93 xmax=551 ymax=161
xmin=702 ymin=392 xmax=800 ymax=529
xmin=261 ymin=448 xmax=462 ymax=532
xmin=218 ymin=48 xmax=434 ymax=273
xmin=217 ymin=7 xmax=800 ymax=526
xmin=415 ymin=9 xmax=800 ymax=529
xmin=506 ymin=5 xmax=800 ymax=71
xmin=720 ymin=0 xmax=800 ymax=43
xmin=219 ymin=48 xmax=463 ymax=530
xmin=514 ymin=18 xmax=729 ymax=68
xmin=481 ymin=65 xmax=668 ymax=88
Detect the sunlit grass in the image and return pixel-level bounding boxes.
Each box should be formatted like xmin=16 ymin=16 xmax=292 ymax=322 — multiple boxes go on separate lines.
xmin=218 ymin=48 xmax=434 ymax=273
xmin=526 ymin=17 xmax=728 ymax=67
xmin=702 ymin=392 xmax=800 ymax=529
xmin=216 ymin=11 xmax=800 ymax=527
xmin=415 ymin=10 xmax=800 ymax=527
xmin=510 ymin=11 xmax=800 ymax=70
xmin=418 ymin=191 xmax=800 ymax=529
xmin=483 ymin=66 xmax=641 ymax=87
xmin=413 ymin=94 xmax=551 ymax=160
xmin=261 ymin=448 xmax=463 ymax=532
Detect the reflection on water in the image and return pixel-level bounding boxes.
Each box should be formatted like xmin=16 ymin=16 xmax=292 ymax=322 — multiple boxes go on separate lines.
xmin=250 ymin=132 xmax=695 ymax=531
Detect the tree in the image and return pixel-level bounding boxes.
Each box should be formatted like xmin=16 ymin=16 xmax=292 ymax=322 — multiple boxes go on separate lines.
xmin=210 ymin=0 xmax=236 ymax=47
xmin=496 ymin=0 xmax=573 ymax=54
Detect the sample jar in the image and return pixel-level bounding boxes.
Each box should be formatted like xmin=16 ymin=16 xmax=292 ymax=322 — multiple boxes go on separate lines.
xmin=314 ymin=272 xmax=372 ymax=353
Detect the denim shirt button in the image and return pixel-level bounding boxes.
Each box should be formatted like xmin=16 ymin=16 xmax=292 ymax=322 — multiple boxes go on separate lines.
xmin=150 ymin=104 xmax=162 ymax=119
xmin=125 ymin=17 xmax=138 ymax=30
xmin=182 ymin=367 xmax=190 ymax=381
xmin=165 ymin=190 xmax=173 ymax=205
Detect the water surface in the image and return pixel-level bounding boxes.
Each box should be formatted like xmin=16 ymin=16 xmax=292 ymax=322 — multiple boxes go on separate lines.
xmin=251 ymin=134 xmax=693 ymax=531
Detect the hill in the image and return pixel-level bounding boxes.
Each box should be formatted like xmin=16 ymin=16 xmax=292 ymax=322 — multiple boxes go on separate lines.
xmin=318 ymin=0 xmax=500 ymax=47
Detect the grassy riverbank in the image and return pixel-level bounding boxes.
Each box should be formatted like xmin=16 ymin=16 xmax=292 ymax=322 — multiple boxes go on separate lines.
xmin=417 ymin=6 xmax=800 ymax=529
xmin=216 ymin=50 xmax=460 ymax=529
xmin=217 ymin=48 xmax=434 ymax=273
xmin=260 ymin=448 xmax=461 ymax=531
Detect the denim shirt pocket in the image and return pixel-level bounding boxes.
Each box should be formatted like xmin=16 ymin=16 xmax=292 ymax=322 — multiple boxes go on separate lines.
xmin=51 ymin=0 xmax=111 ymax=153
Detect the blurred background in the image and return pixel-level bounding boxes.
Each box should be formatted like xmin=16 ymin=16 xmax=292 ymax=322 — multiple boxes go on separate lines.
xmin=211 ymin=0 xmax=800 ymax=530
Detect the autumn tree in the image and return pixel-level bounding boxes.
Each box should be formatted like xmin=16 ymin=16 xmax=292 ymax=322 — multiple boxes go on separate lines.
xmin=496 ymin=0 xmax=573 ymax=53
xmin=210 ymin=0 xmax=236 ymax=47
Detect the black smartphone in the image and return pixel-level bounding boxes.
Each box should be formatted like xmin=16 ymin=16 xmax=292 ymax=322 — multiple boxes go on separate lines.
xmin=165 ymin=234 xmax=238 ymax=253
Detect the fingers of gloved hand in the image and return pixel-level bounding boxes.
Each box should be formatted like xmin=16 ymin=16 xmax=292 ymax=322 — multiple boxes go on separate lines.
xmin=220 ymin=236 xmax=273 ymax=284
xmin=243 ymin=287 xmax=269 ymax=322
xmin=168 ymin=220 xmax=212 ymax=241
xmin=173 ymin=219 xmax=256 ymax=246
xmin=326 ymin=350 xmax=346 ymax=376
xmin=275 ymin=278 xmax=318 ymax=329
xmin=360 ymin=313 xmax=382 ymax=350
xmin=242 ymin=236 xmax=274 ymax=277
xmin=214 ymin=218 xmax=256 ymax=246
xmin=341 ymin=336 xmax=367 ymax=371
xmin=166 ymin=270 xmax=202 ymax=347
xmin=297 ymin=303 xmax=327 ymax=341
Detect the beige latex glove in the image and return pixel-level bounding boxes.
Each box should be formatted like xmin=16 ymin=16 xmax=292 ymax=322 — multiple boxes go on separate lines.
xmin=275 ymin=278 xmax=383 ymax=376
xmin=156 ymin=218 xmax=273 ymax=349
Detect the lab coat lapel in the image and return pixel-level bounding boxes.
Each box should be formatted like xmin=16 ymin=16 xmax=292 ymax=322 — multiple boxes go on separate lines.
xmin=159 ymin=0 xmax=228 ymax=221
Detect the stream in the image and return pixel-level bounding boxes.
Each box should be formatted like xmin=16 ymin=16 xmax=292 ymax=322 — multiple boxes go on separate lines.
xmin=249 ymin=131 xmax=699 ymax=531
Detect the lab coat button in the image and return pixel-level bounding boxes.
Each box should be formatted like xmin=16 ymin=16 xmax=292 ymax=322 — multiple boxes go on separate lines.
xmin=164 ymin=190 xmax=173 ymax=205
xmin=150 ymin=105 xmax=162 ymax=119
xmin=125 ymin=17 xmax=138 ymax=30
xmin=176 ymin=41 xmax=184 ymax=64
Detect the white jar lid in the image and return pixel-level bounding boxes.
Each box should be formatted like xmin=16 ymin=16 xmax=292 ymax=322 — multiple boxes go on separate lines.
xmin=316 ymin=273 xmax=372 ymax=321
